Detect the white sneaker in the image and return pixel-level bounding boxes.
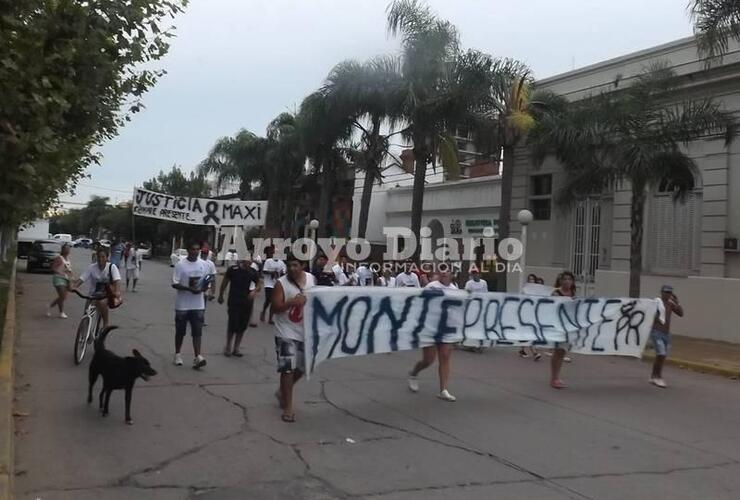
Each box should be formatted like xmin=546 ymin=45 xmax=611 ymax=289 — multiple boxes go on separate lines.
xmin=59 ymin=312 xmax=68 ymax=319
xmin=437 ymin=389 xmax=457 ymax=402
xmin=45 ymin=309 xmax=52 ymax=318
xmin=650 ymin=377 xmax=667 ymax=388
xmin=193 ymin=355 xmax=207 ymax=370
xmin=173 ymin=354 xmax=184 ymax=366
xmin=407 ymin=376 xmax=419 ymax=393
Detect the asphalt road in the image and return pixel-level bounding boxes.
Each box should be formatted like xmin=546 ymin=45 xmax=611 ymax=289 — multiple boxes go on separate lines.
xmin=12 ymin=249 xmax=740 ymax=500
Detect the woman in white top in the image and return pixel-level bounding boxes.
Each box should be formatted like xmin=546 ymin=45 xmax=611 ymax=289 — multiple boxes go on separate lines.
xmin=272 ymin=253 xmax=315 ymax=423
xmin=407 ymin=270 xmax=459 ymax=402
xmin=48 ymin=243 xmax=73 ymax=318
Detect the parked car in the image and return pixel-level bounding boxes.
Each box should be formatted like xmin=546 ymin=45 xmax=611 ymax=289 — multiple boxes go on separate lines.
xmin=73 ymin=237 xmax=93 ymax=248
xmin=138 ymin=243 xmax=152 ymax=259
xmin=27 ymin=240 xmax=61 ymax=273
xmin=52 ymin=233 xmax=73 ymax=243
xmin=98 ymin=239 xmax=111 ymax=248
xmin=170 ymin=248 xmax=187 ymax=267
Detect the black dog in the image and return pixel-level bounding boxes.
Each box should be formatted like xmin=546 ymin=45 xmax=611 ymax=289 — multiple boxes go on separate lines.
xmin=87 ymin=326 xmax=157 ymax=425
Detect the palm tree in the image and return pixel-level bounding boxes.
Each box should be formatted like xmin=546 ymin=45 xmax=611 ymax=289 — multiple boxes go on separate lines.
xmin=298 ymin=91 xmax=353 ymax=238
xmin=265 ymin=112 xmax=306 ymax=235
xmin=692 ymin=0 xmax=740 ymax=61
xmin=529 ymin=64 xmax=735 ymax=297
xmin=320 ymin=56 xmax=406 ymax=238
xmin=198 ymin=129 xmax=265 ymax=199
xmin=387 ymin=0 xmax=490 ymax=256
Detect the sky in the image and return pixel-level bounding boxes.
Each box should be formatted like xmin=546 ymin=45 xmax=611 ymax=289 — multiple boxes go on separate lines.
xmin=64 ymin=0 xmax=695 ymax=206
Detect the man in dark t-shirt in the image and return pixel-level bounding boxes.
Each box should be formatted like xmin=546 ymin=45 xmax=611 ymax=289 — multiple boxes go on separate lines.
xmin=312 ymin=254 xmax=335 ymax=286
xmin=218 ymin=258 xmax=259 ymax=357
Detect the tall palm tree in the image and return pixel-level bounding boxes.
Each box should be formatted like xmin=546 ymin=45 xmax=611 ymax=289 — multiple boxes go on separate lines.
xmin=529 ymin=64 xmax=735 ymax=297
xmin=265 ymin=112 xmax=305 ymax=235
xmin=198 ymin=129 xmax=265 ymax=199
xmin=320 ymin=56 xmax=406 ymax=238
xmin=692 ymin=0 xmax=740 ymax=60
xmin=298 ymin=91 xmax=353 ymax=238
xmin=387 ymin=0 xmax=490 ymax=256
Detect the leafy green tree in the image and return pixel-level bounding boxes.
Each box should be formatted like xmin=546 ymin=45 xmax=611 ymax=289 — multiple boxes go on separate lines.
xmin=529 ymin=64 xmax=735 ymax=297
xmin=0 ymin=0 xmax=187 ymax=229
xmin=319 ymin=57 xmax=406 ymax=238
xmin=386 ymin=0 xmax=490 ymax=254
xmin=692 ymin=0 xmax=740 ymax=60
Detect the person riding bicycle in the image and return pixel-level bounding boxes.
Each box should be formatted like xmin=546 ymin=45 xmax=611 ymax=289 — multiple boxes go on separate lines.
xmin=71 ymin=247 xmax=122 ymax=328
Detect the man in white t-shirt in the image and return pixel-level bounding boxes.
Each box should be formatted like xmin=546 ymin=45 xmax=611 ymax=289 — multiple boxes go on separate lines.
xmin=125 ymin=243 xmax=142 ymax=292
xmin=356 ymin=264 xmax=373 ymax=286
xmin=331 ymin=255 xmax=352 ymax=286
xmin=395 ymin=260 xmax=420 ymax=287
xmin=464 ymin=269 xmax=488 ymax=293
xmin=261 ymin=247 xmax=283 ymax=324
xmin=172 ymin=242 xmax=210 ymax=369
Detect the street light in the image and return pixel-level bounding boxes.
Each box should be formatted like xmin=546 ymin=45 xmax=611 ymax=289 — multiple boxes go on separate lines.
xmin=517 ymin=209 xmax=533 ymax=293
xmin=308 ymin=218 xmax=319 ymax=242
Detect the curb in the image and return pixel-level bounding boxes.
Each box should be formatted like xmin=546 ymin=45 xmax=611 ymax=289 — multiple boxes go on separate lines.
xmin=0 ymin=261 xmax=16 ymax=500
xmin=642 ymin=353 xmax=740 ymax=379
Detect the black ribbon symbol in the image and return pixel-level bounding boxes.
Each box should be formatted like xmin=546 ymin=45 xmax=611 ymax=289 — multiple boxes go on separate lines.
xmin=203 ymin=201 xmax=221 ymax=225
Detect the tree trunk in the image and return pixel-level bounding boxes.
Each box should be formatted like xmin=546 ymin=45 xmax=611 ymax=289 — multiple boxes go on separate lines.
xmin=317 ymin=167 xmax=333 ymax=238
xmin=629 ymin=181 xmax=647 ymax=298
xmin=265 ymin=188 xmax=282 ymax=237
xmin=357 ymin=168 xmax=376 ymax=239
xmin=498 ymin=145 xmax=515 ymax=242
xmin=410 ymin=133 xmax=428 ymax=261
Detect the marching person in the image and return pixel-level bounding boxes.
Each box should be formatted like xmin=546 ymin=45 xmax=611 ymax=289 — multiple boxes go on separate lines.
xmin=395 ymin=259 xmax=420 ymax=287
xmin=218 ymin=256 xmax=260 ymax=357
xmin=47 ymin=243 xmax=73 ymax=318
xmin=331 ymin=254 xmax=352 ymax=286
xmin=464 ymin=268 xmax=488 ymax=293
xmin=519 ymin=273 xmax=542 ymax=360
xmin=171 ymin=241 xmax=209 ymax=369
xmin=379 ymin=268 xmax=396 ymax=287
xmin=311 ymin=253 xmax=335 ymax=286
xmin=124 ymin=242 xmax=142 ymax=292
xmin=407 ymin=270 xmax=459 ymax=402
xmin=649 ymin=285 xmax=684 ymax=388
xmin=261 ymin=246 xmax=282 ymax=324
xmin=550 ymin=271 xmax=576 ymax=389
xmin=110 ymin=238 xmax=125 ymax=270
xmin=272 ymin=253 xmax=316 ymax=423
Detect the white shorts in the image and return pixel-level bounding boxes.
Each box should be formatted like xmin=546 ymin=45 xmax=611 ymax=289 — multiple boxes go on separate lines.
xmin=126 ymin=267 xmax=140 ymax=280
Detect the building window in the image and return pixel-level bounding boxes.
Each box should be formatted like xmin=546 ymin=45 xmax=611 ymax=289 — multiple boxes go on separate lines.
xmin=647 ymin=181 xmax=701 ymax=275
xmin=529 ymin=174 xmax=552 ymax=220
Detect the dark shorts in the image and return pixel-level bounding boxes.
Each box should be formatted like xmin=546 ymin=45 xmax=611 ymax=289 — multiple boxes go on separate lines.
xmin=262 ymin=287 xmax=274 ymax=311
xmin=227 ymin=301 xmax=253 ymax=334
xmin=275 ymin=337 xmax=305 ymax=374
xmin=175 ymin=309 xmax=205 ymax=338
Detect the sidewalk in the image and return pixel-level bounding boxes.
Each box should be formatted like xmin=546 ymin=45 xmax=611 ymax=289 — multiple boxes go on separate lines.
xmin=643 ymin=334 xmax=740 ymax=378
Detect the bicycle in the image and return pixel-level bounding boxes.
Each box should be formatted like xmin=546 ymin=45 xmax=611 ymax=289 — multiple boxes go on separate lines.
xmin=71 ymin=289 xmax=106 ymax=365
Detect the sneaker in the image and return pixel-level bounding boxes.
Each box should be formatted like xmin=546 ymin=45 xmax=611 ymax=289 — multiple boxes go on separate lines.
xmin=563 ymin=356 xmax=572 ymax=363
xmin=519 ymin=349 xmax=529 ymax=358
xmin=193 ymin=355 xmax=207 ymax=370
xmin=173 ymin=354 xmax=184 ymax=366
xmin=533 ymin=353 xmax=542 ymax=361
xmin=407 ymin=376 xmax=419 ymax=393
xmin=650 ymin=377 xmax=667 ymax=388
xmin=59 ymin=312 xmax=68 ymax=319
xmin=45 ymin=308 xmax=52 ymax=318
xmin=437 ymin=389 xmax=456 ymax=402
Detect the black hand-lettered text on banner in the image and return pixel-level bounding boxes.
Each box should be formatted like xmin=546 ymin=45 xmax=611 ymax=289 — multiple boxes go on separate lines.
xmin=132 ymin=187 xmax=268 ymax=227
xmin=303 ymin=288 xmax=659 ymax=375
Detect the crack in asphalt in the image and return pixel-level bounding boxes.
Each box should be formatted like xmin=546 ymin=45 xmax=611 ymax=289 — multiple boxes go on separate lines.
xmin=319 ymin=380 xmax=595 ymax=500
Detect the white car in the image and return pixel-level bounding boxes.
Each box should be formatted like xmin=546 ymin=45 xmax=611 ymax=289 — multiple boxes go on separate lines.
xmin=170 ymin=248 xmax=187 ymax=267
xmin=52 ymin=233 xmax=73 ymax=243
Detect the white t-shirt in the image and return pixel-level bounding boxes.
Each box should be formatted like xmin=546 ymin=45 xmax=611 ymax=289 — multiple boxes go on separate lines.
xmin=356 ymin=265 xmax=373 ymax=286
xmin=125 ymin=250 xmax=141 ymax=270
xmin=274 ymin=273 xmax=316 ymax=342
xmin=262 ymin=258 xmax=283 ymax=288
xmin=378 ymin=276 xmax=396 ymax=287
xmin=332 ymin=263 xmax=350 ymax=286
xmin=425 ymin=280 xmax=458 ymax=290
xmin=173 ymin=258 xmax=209 ymax=311
xmin=395 ymin=272 xmax=420 ymax=287
xmin=465 ymin=278 xmax=488 ymax=293
xmin=80 ymin=262 xmax=121 ymax=296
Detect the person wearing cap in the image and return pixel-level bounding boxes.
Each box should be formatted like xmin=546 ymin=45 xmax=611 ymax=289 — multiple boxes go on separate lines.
xmin=649 ymin=284 xmax=684 ymax=388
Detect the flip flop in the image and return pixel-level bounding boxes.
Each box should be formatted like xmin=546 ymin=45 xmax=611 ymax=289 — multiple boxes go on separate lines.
xmin=281 ymin=413 xmax=295 ymax=423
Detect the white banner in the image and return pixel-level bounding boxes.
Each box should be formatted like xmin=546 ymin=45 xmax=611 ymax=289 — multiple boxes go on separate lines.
xmin=303 ymin=287 xmax=659 ymax=375
xmin=132 ymin=187 xmax=267 ymax=227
